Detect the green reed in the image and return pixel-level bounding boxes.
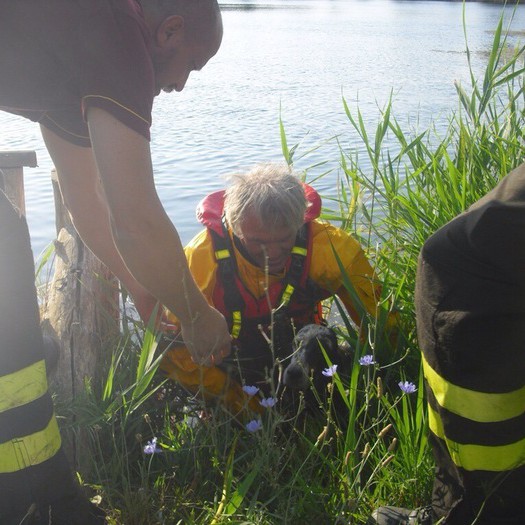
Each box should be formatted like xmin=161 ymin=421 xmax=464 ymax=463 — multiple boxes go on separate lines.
xmin=51 ymin=9 xmax=525 ymax=524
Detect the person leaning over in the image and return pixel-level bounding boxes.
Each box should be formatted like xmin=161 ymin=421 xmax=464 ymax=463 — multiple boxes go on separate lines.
xmin=370 ymin=164 xmax=525 ymax=524
xmin=0 ymin=1 xmax=230 ymax=522
xmin=160 ymin=163 xmax=397 ymax=416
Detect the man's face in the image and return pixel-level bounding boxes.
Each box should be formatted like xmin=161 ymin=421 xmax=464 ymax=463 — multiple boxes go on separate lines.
xmin=154 ymin=15 xmax=223 ymax=94
xmin=238 ymin=213 xmax=298 ymax=274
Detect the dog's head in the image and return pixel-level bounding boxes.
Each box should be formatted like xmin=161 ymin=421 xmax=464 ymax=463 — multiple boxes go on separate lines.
xmin=283 ymin=324 xmax=340 ymax=391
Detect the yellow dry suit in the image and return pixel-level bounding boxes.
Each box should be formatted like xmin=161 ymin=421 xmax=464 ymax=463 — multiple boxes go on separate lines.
xmin=160 ymin=187 xmax=391 ymax=417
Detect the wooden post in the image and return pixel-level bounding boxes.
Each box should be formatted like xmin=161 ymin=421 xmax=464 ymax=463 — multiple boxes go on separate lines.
xmin=41 ymin=168 xmax=120 ymax=392
xmin=39 ymin=169 xmax=120 ymax=471
xmin=0 ymin=150 xmax=37 ymax=214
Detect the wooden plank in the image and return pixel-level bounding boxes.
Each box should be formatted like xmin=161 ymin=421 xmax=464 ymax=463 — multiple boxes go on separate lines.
xmin=0 ymin=150 xmax=36 ymax=217
xmin=0 ymin=150 xmax=37 ymax=169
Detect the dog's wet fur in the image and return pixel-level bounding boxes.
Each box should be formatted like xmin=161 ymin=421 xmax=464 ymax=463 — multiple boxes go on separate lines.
xmin=282 ymin=324 xmax=350 ymax=426
xmin=283 ymin=325 xmax=340 ymax=390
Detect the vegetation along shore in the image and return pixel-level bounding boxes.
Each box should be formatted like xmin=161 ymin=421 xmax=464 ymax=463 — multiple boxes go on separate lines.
xmin=43 ymin=9 xmax=525 ymax=525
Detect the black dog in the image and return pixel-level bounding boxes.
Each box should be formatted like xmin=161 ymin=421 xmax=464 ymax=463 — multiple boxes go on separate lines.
xmin=282 ymin=324 xmax=350 ymax=426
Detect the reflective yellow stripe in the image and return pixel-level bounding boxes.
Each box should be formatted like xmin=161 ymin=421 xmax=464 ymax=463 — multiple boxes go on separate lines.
xmin=423 ymin=355 xmax=525 ymax=423
xmin=291 ymin=246 xmax=307 ymax=256
xmin=0 ymin=415 xmax=62 ymax=473
xmin=280 ymin=284 xmax=295 ymax=306
xmin=231 ymin=311 xmax=242 ymax=339
xmin=0 ymin=360 xmax=48 ymax=413
xmin=215 ymin=249 xmax=231 ymax=260
xmin=428 ymin=404 xmax=525 ymax=472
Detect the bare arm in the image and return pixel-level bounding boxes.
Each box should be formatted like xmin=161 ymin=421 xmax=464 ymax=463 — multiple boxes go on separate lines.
xmin=40 ymin=108 xmax=230 ymax=365
xmin=40 ymin=124 xmax=159 ymax=324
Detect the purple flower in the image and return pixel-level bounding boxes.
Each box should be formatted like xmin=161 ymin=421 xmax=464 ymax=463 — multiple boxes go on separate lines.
xmin=399 ymin=381 xmax=417 ymax=394
xmin=259 ymin=397 xmax=277 ymax=408
xmin=245 ymin=419 xmax=263 ymax=433
xmin=242 ymin=385 xmax=259 ymax=396
xmin=143 ymin=437 xmax=162 ymax=455
xmin=359 ymin=355 xmax=376 ymax=366
xmin=322 ymin=364 xmax=338 ymax=377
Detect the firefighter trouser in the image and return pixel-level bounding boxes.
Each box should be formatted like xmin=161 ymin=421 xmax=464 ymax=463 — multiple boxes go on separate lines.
xmin=0 ymin=179 xmax=76 ymax=522
xmin=424 ymin=355 xmax=525 ymax=525
xmin=415 ymin=167 xmax=525 ymax=525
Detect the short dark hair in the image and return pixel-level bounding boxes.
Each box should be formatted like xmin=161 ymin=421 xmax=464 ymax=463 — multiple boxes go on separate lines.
xmin=140 ymin=0 xmax=221 ymax=42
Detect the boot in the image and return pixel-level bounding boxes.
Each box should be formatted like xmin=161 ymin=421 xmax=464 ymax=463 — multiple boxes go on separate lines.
xmin=368 ymin=505 xmax=436 ymax=525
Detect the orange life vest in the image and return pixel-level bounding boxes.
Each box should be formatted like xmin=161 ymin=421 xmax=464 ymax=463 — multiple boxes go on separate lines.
xmin=196 ymin=187 xmax=332 ymax=387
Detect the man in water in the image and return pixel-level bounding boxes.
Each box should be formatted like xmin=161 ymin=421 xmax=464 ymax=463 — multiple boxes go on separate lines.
xmin=160 ymin=163 xmax=397 ymax=416
xmin=0 ymin=1 xmax=230 ymax=522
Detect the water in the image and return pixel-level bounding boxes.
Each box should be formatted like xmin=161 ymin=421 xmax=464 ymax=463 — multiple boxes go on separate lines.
xmin=1 ymin=0 xmax=524 ymax=258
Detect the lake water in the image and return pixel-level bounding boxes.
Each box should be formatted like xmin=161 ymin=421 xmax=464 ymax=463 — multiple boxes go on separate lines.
xmin=1 ymin=0 xmax=524 ymax=258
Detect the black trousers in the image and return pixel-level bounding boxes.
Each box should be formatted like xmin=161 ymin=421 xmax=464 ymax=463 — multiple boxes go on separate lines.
xmin=0 ymin=174 xmax=76 ymax=523
xmin=415 ymin=164 xmax=525 ymax=524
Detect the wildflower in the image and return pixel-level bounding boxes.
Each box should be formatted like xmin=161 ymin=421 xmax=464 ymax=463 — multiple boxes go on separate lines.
xmin=143 ymin=437 xmax=162 ymax=455
xmin=242 ymin=385 xmax=259 ymax=396
xmin=358 ymin=355 xmax=376 ymax=366
xmin=322 ymin=364 xmax=338 ymax=377
xmin=399 ymin=381 xmax=417 ymax=394
xmin=259 ymin=397 xmax=277 ymax=408
xmin=245 ymin=419 xmax=263 ymax=433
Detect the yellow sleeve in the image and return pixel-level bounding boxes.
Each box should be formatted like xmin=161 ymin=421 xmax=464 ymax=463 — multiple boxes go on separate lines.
xmin=309 ymin=221 xmax=396 ymax=328
xmin=184 ymin=229 xmax=219 ymax=301
xmin=160 ymin=345 xmax=263 ymax=417
xmin=164 ymin=229 xmax=218 ymax=326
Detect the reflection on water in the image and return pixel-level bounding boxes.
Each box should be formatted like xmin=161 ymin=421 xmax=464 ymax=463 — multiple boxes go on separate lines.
xmin=220 ymin=0 xmax=311 ymax=9
xmin=220 ymin=4 xmax=306 ymax=9
xmin=0 ymin=0 xmax=524 ymax=257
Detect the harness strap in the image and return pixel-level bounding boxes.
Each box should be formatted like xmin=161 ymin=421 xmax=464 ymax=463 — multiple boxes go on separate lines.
xmin=273 ymin=224 xmax=308 ymax=316
xmin=209 ymin=218 xmax=244 ymax=338
xmin=209 ymin=217 xmax=310 ymax=337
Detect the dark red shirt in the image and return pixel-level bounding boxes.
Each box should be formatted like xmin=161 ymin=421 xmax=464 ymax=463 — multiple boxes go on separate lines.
xmin=0 ymin=0 xmax=156 ymax=147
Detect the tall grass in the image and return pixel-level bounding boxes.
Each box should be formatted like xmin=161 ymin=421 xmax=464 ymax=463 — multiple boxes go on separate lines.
xmin=54 ymin=10 xmax=525 ymax=525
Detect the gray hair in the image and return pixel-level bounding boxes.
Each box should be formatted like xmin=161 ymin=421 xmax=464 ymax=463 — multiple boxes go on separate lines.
xmin=224 ymin=163 xmax=307 ymax=236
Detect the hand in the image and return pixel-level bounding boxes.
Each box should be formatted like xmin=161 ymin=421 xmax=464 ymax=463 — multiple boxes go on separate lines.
xmin=180 ymin=305 xmax=231 ymax=366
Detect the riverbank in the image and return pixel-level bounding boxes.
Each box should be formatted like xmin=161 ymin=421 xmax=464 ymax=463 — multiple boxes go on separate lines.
xmin=49 ymin=13 xmax=525 ymax=523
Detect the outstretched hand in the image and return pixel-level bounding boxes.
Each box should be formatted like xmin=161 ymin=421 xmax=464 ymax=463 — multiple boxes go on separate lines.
xmin=180 ymin=304 xmax=231 ymax=367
